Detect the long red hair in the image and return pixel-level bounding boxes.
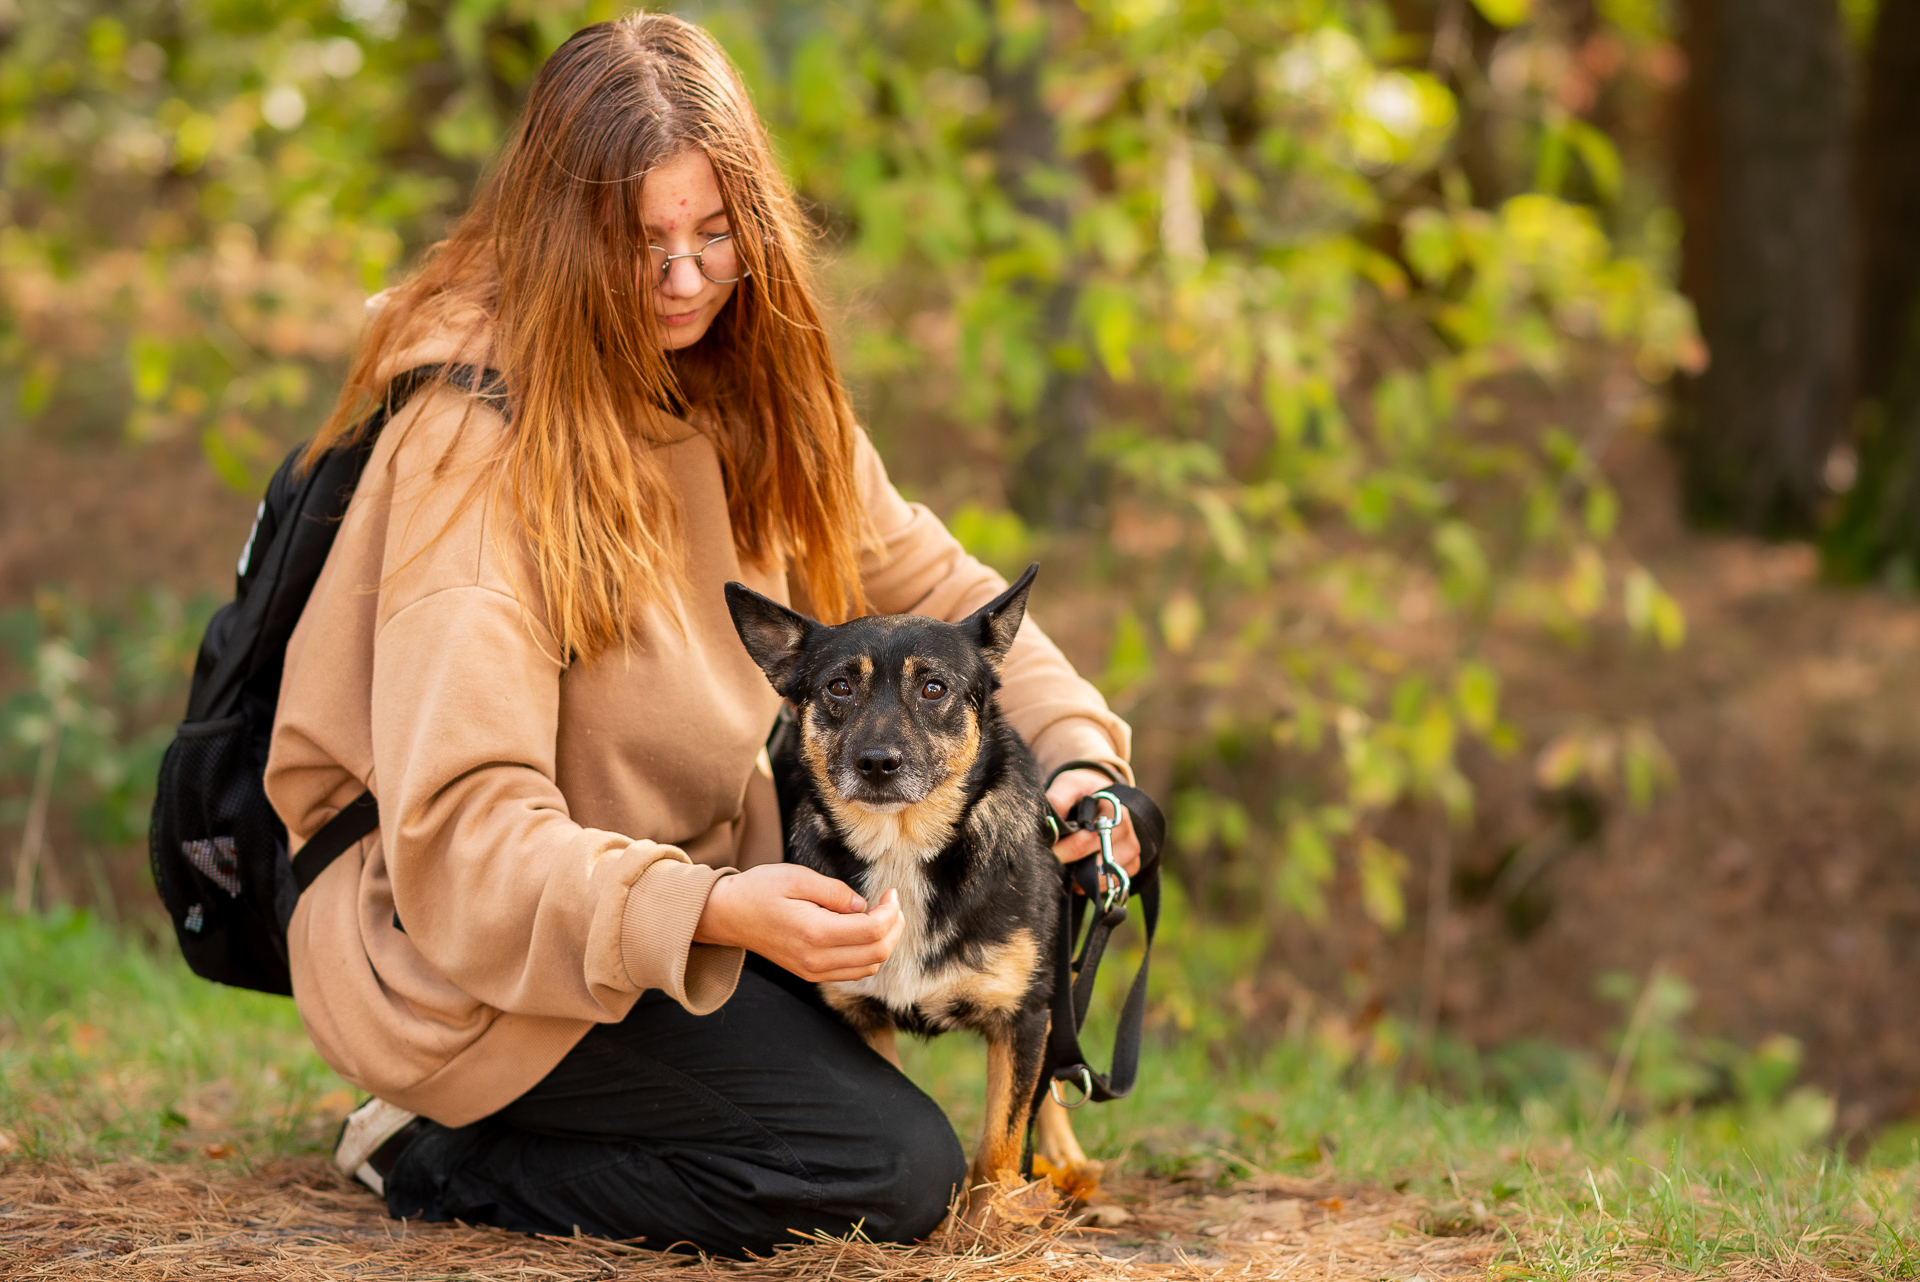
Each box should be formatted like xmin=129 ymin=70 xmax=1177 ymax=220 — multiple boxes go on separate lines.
xmin=307 ymin=12 xmax=868 ymax=659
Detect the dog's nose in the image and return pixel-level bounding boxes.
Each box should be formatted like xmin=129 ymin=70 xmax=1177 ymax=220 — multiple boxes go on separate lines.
xmin=857 ymin=748 xmax=902 ymax=777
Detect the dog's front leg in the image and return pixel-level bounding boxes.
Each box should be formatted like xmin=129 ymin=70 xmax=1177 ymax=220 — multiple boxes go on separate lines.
xmin=863 ymin=1024 xmax=903 ymax=1070
xmin=962 ymin=1009 xmax=1049 ymax=1222
xmin=1034 ymin=1095 xmax=1091 ymax=1168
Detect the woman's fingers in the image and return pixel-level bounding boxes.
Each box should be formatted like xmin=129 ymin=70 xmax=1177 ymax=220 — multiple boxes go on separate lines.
xmin=1045 ymin=767 xmax=1144 ymax=876
xmin=776 ymin=862 xmax=870 ymax=913
xmin=786 ymin=888 xmax=901 ymax=981
xmin=691 ymin=863 xmax=909 ymax=979
xmin=1048 ymin=807 xmax=1142 ymax=876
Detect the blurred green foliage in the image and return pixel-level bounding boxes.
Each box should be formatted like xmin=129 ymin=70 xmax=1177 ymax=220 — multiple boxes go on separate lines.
xmin=1 ymin=1 xmax=1701 ymax=981
xmin=0 ymin=593 xmax=215 ymax=916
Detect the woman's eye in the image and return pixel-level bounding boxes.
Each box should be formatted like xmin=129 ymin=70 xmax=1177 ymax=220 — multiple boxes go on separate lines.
xmin=828 ymin=678 xmax=852 ymax=698
xmin=922 ymin=681 xmax=946 ymax=700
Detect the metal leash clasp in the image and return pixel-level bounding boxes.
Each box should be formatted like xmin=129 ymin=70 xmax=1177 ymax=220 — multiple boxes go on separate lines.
xmin=1088 ymin=789 xmax=1130 ymax=914
xmin=1049 ymin=1065 xmax=1094 ymax=1109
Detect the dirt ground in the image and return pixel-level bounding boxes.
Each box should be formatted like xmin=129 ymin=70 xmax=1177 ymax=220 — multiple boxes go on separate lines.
xmin=1419 ymin=430 xmax=1920 ymax=1131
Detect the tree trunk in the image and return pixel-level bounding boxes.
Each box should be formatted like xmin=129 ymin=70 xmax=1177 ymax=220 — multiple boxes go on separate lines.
xmin=1853 ymin=0 xmax=1920 ymax=404
xmin=1823 ymin=0 xmax=1920 ymax=582
xmin=1674 ymin=0 xmax=1851 ymax=538
xmin=990 ymin=15 xmax=1102 ymax=532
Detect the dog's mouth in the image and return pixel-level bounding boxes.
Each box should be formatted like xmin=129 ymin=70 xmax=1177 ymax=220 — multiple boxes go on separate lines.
xmin=843 ymin=798 xmax=911 ymax=814
xmin=829 ymin=766 xmax=934 ymax=810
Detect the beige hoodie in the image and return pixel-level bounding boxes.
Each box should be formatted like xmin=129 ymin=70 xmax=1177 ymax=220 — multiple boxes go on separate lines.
xmin=265 ymin=321 xmax=1131 ymax=1126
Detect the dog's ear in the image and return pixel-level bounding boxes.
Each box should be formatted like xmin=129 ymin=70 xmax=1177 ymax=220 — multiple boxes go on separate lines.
xmin=725 ymin=582 xmax=814 ymax=696
xmin=961 ymin=562 xmax=1038 ymax=673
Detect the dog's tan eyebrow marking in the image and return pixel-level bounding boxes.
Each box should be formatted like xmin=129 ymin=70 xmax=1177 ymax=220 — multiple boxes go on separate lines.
xmin=856 ymin=655 xmax=874 ymax=680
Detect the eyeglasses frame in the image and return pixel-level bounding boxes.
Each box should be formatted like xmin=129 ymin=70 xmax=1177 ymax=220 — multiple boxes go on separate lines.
xmin=647 ymin=231 xmax=748 ymax=286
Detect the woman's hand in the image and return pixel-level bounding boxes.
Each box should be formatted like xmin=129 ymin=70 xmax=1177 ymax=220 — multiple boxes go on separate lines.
xmin=694 ymin=864 xmax=903 ymax=982
xmin=1046 ymin=767 xmax=1142 ymax=877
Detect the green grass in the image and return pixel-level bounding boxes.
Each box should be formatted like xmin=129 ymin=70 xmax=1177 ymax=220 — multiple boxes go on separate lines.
xmin=0 ymin=907 xmax=348 ymax=1161
xmin=2 ymin=906 xmax=1915 ymax=1277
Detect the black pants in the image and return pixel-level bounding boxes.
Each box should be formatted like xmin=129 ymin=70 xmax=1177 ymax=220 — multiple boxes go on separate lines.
xmin=382 ymin=955 xmax=967 ymax=1257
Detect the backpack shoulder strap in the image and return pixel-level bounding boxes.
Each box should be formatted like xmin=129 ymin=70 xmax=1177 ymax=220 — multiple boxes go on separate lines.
xmin=273 ymin=366 xmax=505 ymax=901
xmin=191 ymin=364 xmax=505 ymax=721
xmin=290 ymin=789 xmax=379 ymax=895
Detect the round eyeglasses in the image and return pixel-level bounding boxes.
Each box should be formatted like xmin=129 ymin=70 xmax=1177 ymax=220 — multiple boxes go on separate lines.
xmin=646 ymin=232 xmax=745 ymax=285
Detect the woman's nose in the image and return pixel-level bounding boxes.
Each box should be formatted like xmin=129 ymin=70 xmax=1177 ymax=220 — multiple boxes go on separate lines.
xmin=660 ymin=254 xmax=705 ymax=299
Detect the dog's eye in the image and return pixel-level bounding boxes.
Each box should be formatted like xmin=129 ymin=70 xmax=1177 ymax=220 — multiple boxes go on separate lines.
xmin=921 ymin=680 xmax=946 ymax=700
xmin=828 ymin=678 xmax=852 ymax=698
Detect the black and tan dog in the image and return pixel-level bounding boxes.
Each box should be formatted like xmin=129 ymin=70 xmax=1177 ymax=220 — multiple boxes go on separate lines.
xmin=725 ymin=564 xmax=1092 ymax=1206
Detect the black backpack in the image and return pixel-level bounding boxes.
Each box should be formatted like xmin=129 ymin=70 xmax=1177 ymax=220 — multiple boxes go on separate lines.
xmin=149 ymin=364 xmax=505 ymax=994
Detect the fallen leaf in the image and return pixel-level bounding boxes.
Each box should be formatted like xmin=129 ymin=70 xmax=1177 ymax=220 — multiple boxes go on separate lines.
xmin=985 ymin=1174 xmax=1057 ymax=1227
xmin=70 ymin=1023 xmax=104 ymax=1055
xmin=1083 ymin=1203 xmax=1132 ymax=1227
xmin=0 ymin=1129 xmax=17 ymax=1154
xmin=316 ymin=1089 xmax=356 ymax=1116
xmin=1251 ymin=1199 xmax=1305 ymax=1226
xmin=1032 ymin=1152 xmax=1105 ymax=1203
xmin=1422 ymin=1197 xmax=1491 ymax=1236
xmin=202 ymin=1143 xmax=234 ymax=1160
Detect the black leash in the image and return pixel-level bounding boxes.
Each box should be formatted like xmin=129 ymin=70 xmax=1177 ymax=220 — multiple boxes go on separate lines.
xmin=1031 ymin=762 xmax=1167 ymax=1127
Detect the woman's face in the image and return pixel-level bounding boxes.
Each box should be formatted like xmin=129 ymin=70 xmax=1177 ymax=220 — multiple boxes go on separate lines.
xmin=642 ymin=149 xmax=738 ymax=351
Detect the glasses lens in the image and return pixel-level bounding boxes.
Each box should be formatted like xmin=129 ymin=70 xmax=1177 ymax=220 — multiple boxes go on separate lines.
xmin=698 ymin=235 xmax=739 ymax=283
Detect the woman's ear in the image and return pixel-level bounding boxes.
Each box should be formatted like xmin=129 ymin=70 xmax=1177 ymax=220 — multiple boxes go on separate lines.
xmin=961 ymin=562 xmax=1038 ymax=673
xmin=724 ymin=582 xmax=814 ymax=695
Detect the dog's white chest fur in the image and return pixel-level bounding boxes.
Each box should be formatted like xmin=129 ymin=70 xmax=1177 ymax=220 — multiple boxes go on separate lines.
xmin=819 ymin=810 xmax=952 ymax=1015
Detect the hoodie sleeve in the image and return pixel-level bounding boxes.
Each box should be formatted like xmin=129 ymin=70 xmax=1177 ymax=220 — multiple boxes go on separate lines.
xmin=369 ymin=581 xmax=740 ymax=1019
xmin=274 ymin=388 xmax=741 ymax=1024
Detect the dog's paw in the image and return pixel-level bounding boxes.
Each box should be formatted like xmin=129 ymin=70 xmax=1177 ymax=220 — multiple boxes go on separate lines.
xmin=1032 ymin=1152 xmax=1105 ymax=1205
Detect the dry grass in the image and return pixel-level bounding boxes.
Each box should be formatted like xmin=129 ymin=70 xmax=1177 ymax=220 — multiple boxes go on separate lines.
xmin=0 ymin=1156 xmax=1493 ymax=1281
xmin=0 ymin=1155 xmax=1878 ymax=1282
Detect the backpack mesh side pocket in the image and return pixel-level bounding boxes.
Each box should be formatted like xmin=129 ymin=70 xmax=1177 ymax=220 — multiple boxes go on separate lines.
xmin=149 ymin=715 xmax=298 ymax=995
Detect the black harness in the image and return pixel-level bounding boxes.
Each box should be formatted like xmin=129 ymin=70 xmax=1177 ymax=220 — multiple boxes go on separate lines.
xmin=1032 ymin=762 xmax=1166 ymax=1130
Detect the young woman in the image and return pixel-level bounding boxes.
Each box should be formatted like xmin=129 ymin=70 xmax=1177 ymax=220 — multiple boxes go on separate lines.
xmin=266 ymin=13 xmax=1137 ymax=1257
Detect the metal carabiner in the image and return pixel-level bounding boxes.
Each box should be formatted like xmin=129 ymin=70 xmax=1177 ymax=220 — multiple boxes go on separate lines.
xmin=1049 ymin=1065 xmax=1095 ymax=1109
xmin=1088 ymin=789 xmax=1131 ymax=913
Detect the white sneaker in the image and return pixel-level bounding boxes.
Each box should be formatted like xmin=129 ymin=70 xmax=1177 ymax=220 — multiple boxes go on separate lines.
xmin=333 ymin=1097 xmax=419 ymax=1196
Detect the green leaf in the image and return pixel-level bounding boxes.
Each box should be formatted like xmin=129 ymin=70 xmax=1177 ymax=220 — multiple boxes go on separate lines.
xmin=1099 ymin=608 xmax=1152 ymax=694
xmin=1357 ymin=836 xmax=1409 ymax=930
xmin=792 ymin=31 xmax=854 ymax=131
xmin=1624 ymin=567 xmax=1687 ymax=649
xmin=127 ymin=338 xmax=169 ymax=405
xmin=1277 ymin=812 xmax=1334 ymax=921
xmin=1470 ymin=0 xmax=1534 ymax=27
xmin=1193 ymin=491 xmax=1248 ymax=564
xmin=1433 ymin=521 xmax=1489 ymax=604
xmin=1079 ymin=283 xmax=1137 ymax=381
xmin=946 ymin=502 xmax=1030 ymax=576
xmin=1159 ymin=591 xmax=1202 ymax=654
xmin=1567 ymin=120 xmax=1624 ymax=203
xmin=1453 ymin=661 xmax=1499 ymax=734
xmin=1584 ymin=483 xmax=1619 ymax=539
